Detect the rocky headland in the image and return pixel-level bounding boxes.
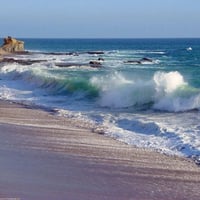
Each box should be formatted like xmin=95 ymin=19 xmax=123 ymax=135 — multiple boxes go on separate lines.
xmin=0 ymin=37 xmax=104 ymax=68
xmin=0 ymin=36 xmax=24 ymax=53
xmin=0 ymin=36 xmax=25 ymax=62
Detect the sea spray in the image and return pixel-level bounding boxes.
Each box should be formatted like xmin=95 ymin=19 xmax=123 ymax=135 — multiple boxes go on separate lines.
xmin=91 ymin=71 xmax=154 ymax=108
xmin=153 ymin=71 xmax=187 ymax=96
xmin=153 ymin=71 xmax=200 ymax=111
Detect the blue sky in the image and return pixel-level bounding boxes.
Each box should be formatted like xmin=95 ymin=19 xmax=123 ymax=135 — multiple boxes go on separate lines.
xmin=0 ymin=0 xmax=200 ymax=38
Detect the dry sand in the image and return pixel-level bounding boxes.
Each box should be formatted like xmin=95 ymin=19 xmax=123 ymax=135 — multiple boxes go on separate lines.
xmin=0 ymin=100 xmax=199 ymax=200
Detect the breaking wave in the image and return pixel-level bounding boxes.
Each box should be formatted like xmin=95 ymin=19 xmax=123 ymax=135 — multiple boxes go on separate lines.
xmin=0 ymin=63 xmax=99 ymax=98
xmin=91 ymin=71 xmax=200 ymax=112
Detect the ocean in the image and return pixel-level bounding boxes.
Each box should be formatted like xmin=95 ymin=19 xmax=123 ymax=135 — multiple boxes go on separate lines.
xmin=0 ymin=38 xmax=200 ymax=163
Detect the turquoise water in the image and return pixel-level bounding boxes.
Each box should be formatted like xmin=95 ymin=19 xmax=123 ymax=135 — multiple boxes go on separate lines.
xmin=0 ymin=38 xmax=200 ymax=162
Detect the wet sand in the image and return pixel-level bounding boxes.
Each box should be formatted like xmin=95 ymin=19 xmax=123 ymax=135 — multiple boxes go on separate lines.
xmin=0 ymin=100 xmax=200 ymax=200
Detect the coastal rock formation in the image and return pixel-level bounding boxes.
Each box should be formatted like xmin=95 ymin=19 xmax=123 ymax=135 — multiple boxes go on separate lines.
xmin=89 ymin=61 xmax=102 ymax=68
xmin=0 ymin=48 xmax=7 ymax=56
xmin=87 ymin=51 xmax=104 ymax=55
xmin=124 ymin=57 xmax=153 ymax=64
xmin=0 ymin=36 xmax=24 ymax=53
xmin=0 ymin=58 xmax=46 ymax=65
xmin=55 ymin=62 xmax=83 ymax=68
xmin=55 ymin=61 xmax=103 ymax=68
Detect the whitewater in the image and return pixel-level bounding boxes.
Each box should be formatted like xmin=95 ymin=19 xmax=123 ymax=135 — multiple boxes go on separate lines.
xmin=0 ymin=38 xmax=200 ymax=163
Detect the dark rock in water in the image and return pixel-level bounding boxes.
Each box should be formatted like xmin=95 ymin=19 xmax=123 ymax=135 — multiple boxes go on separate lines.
xmin=0 ymin=57 xmax=47 ymax=65
xmin=140 ymin=57 xmax=153 ymax=62
xmin=89 ymin=61 xmax=102 ymax=65
xmin=89 ymin=61 xmax=102 ymax=68
xmin=124 ymin=57 xmax=154 ymax=64
xmin=87 ymin=51 xmax=104 ymax=55
xmin=56 ymin=61 xmax=102 ymax=68
xmin=44 ymin=52 xmax=79 ymax=56
xmin=55 ymin=62 xmax=83 ymax=67
xmin=124 ymin=60 xmax=141 ymax=64
xmin=98 ymin=57 xmax=104 ymax=61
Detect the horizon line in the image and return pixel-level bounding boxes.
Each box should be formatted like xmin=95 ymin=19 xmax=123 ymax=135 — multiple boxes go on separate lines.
xmin=1 ymin=37 xmax=200 ymax=40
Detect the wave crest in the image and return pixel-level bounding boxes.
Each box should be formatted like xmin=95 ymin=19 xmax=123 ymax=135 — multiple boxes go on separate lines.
xmin=91 ymin=71 xmax=200 ymax=112
xmin=0 ymin=63 xmax=98 ymax=98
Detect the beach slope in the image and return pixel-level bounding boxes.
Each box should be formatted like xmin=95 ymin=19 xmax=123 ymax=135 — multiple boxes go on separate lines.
xmin=0 ymin=100 xmax=199 ymax=200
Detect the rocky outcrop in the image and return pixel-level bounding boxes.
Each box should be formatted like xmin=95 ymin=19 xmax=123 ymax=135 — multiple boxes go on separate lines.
xmin=124 ymin=57 xmax=154 ymax=64
xmin=0 ymin=36 xmax=24 ymax=53
xmin=87 ymin=51 xmax=104 ymax=55
xmin=89 ymin=61 xmax=102 ymax=68
xmin=0 ymin=57 xmax=46 ymax=65
xmin=0 ymin=48 xmax=7 ymax=55
xmin=55 ymin=61 xmax=103 ymax=68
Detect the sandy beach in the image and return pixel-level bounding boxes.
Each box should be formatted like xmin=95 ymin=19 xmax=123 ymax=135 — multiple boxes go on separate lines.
xmin=0 ymin=100 xmax=199 ymax=200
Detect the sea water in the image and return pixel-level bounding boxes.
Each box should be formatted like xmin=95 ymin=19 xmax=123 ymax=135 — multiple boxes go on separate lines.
xmin=0 ymin=38 xmax=200 ymax=162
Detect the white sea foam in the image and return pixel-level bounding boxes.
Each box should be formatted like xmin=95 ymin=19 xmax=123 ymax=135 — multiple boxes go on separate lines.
xmin=91 ymin=72 xmax=153 ymax=108
xmin=186 ymin=47 xmax=192 ymax=51
xmin=50 ymin=102 xmax=200 ymax=159
xmin=99 ymin=111 xmax=200 ymax=157
xmin=0 ymin=85 xmax=15 ymax=99
xmin=132 ymin=50 xmax=165 ymax=55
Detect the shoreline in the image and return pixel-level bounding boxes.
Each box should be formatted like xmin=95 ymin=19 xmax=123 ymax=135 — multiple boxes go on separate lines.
xmin=0 ymin=99 xmax=200 ymax=199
